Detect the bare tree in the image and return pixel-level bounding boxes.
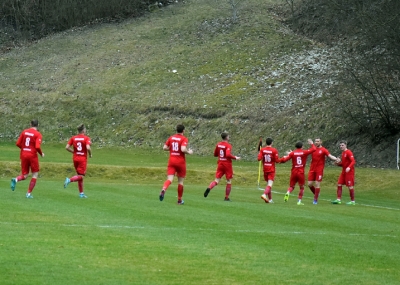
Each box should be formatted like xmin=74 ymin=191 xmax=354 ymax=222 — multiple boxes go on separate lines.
xmin=214 ymin=0 xmax=246 ymax=22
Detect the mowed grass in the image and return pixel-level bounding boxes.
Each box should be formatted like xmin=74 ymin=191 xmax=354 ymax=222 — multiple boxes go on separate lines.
xmin=0 ymin=146 xmax=399 ymax=284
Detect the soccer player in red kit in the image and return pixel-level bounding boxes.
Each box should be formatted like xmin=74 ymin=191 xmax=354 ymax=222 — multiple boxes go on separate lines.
xmin=257 ymin=137 xmax=279 ymax=203
xmin=204 ymin=132 xmax=240 ymax=201
xmin=159 ymin=124 xmax=193 ymax=205
xmin=279 ymin=139 xmax=316 ymax=205
xmin=64 ymin=124 xmax=92 ymax=198
xmin=307 ymin=138 xmax=338 ymax=204
xmin=332 ymin=141 xmax=356 ymax=205
xmin=11 ymin=119 xmax=45 ymax=198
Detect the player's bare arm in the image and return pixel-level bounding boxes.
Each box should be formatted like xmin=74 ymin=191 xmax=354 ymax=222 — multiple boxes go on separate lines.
xmin=181 ymin=146 xmax=193 ymax=155
xmin=65 ymin=143 xmax=74 ymax=154
xmin=327 ymin=154 xmax=338 ymax=161
xmin=163 ymin=144 xmax=169 ymax=151
xmin=87 ymin=145 xmax=92 ymax=158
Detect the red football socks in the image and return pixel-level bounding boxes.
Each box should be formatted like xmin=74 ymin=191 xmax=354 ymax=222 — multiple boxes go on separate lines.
xmin=28 ymin=178 xmax=37 ymax=193
xmin=177 ymin=184 xmax=184 ymax=200
xmin=162 ymin=180 xmax=172 ymax=191
xmin=225 ymin=184 xmax=232 ymax=198
xmin=208 ymin=181 xmax=218 ymax=190
xmin=337 ymin=185 xmax=343 ymax=199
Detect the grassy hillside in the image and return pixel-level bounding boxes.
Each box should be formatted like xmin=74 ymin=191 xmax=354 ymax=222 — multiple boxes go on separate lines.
xmin=0 ymin=0 xmax=397 ymax=167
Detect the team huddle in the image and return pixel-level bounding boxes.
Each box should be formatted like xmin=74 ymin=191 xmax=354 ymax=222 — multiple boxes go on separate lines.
xmin=159 ymin=124 xmax=356 ymax=206
xmin=10 ymin=122 xmax=356 ymax=205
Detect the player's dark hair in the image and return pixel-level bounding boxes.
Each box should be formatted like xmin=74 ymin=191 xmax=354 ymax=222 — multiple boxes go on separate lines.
xmin=295 ymin=141 xmax=303 ymax=149
xmin=265 ymin=137 xmax=273 ymax=145
xmin=77 ymin=124 xmax=85 ymax=133
xmin=176 ymin=124 xmax=185 ymax=133
xmin=31 ymin=119 xmax=39 ymax=127
xmin=221 ymin=132 xmax=229 ymax=140
xmin=339 ymin=140 xmax=347 ymax=146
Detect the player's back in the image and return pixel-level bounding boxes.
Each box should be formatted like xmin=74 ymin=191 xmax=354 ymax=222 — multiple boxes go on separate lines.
xmin=166 ymin=134 xmax=187 ymax=161
xmin=215 ymin=141 xmax=233 ymax=163
xmin=70 ymin=134 xmax=90 ymax=158
xmin=17 ymin=128 xmax=42 ymax=155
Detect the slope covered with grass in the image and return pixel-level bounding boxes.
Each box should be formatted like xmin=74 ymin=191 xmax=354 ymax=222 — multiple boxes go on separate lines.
xmin=0 ymin=0 xmax=395 ymax=166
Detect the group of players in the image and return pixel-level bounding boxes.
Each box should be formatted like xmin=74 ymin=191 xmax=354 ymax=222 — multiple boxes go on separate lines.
xmin=10 ymin=121 xmax=355 ymax=205
xmin=159 ymin=124 xmax=356 ymax=205
xmin=10 ymin=120 xmax=92 ymax=198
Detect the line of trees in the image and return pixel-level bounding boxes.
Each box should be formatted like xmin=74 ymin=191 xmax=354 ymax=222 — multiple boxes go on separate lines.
xmin=0 ymin=0 xmax=173 ymax=45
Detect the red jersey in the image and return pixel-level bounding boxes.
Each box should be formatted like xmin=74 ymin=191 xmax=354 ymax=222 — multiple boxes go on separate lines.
xmin=281 ymin=144 xmax=316 ymax=173
xmin=68 ymin=134 xmax=91 ymax=159
xmin=339 ymin=149 xmax=356 ymax=171
xmin=309 ymin=146 xmax=331 ymax=172
xmin=214 ymin=141 xmax=236 ymax=164
xmin=16 ymin=127 xmax=43 ymax=157
xmin=165 ymin=133 xmax=189 ymax=164
xmin=258 ymin=146 xmax=279 ymax=173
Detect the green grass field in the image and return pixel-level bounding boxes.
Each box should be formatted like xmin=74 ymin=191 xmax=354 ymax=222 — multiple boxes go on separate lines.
xmin=0 ymin=145 xmax=399 ymax=284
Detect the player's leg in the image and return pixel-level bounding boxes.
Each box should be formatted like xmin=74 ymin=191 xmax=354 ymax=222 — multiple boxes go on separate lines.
xmin=261 ymin=172 xmax=274 ymax=203
xmin=160 ymin=163 xmax=176 ymax=201
xmin=297 ymin=174 xmax=305 ymax=205
xmin=332 ymin=173 xmax=345 ymax=204
xmin=177 ymin=177 xmax=185 ymax=205
xmin=345 ymin=172 xmax=355 ymax=205
xmin=175 ymin=164 xmax=186 ymax=204
xmin=11 ymin=157 xmax=30 ymax=191
xmin=307 ymin=171 xmax=316 ymax=194
xmin=313 ymin=178 xmax=322 ymax=204
xmin=204 ymin=166 xmax=222 ymax=197
xmin=26 ymin=157 xmax=40 ymax=198
xmin=284 ymin=172 xmax=296 ymax=202
xmin=224 ymin=165 xmax=233 ymax=201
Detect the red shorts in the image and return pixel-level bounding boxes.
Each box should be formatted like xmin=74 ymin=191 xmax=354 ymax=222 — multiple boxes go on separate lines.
xmin=308 ymin=170 xmax=324 ymax=182
xmin=167 ymin=161 xmax=186 ymax=178
xmin=289 ymin=171 xmax=305 ymax=187
xmin=215 ymin=163 xmax=233 ymax=180
xmin=263 ymin=172 xmax=275 ymax=182
xmin=20 ymin=154 xmax=39 ymax=175
xmin=337 ymin=171 xmax=355 ymax=187
xmin=74 ymin=158 xmax=88 ymax=176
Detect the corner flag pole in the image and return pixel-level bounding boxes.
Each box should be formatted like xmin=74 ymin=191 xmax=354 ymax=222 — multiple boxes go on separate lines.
xmin=257 ymin=137 xmax=263 ymax=189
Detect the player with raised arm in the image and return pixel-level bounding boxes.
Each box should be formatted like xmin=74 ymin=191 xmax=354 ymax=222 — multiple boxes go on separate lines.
xmin=331 ymin=141 xmax=356 ymax=205
xmin=204 ymin=132 xmax=240 ymax=201
xmin=159 ymin=124 xmax=193 ymax=205
xmin=257 ymin=137 xmax=280 ymax=203
xmin=279 ymin=139 xmax=316 ymax=205
xmin=307 ymin=138 xmax=338 ymax=204
xmin=64 ymin=124 xmax=92 ymax=198
xmin=11 ymin=119 xmax=45 ymax=198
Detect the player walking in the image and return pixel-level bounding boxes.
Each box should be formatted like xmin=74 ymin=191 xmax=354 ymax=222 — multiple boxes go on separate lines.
xmin=307 ymin=138 xmax=338 ymax=204
xmin=159 ymin=124 xmax=193 ymax=205
xmin=257 ymin=137 xmax=279 ymax=203
xmin=11 ymin=119 xmax=45 ymax=198
xmin=331 ymin=141 xmax=356 ymax=205
xmin=280 ymin=139 xmax=316 ymax=205
xmin=64 ymin=124 xmax=92 ymax=198
xmin=204 ymin=132 xmax=240 ymax=201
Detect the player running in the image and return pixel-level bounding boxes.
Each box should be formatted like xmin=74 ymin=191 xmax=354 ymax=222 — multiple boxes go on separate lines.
xmin=332 ymin=141 xmax=356 ymax=205
xmin=64 ymin=124 xmax=92 ymax=198
xmin=159 ymin=124 xmax=193 ymax=205
xmin=204 ymin=132 xmax=240 ymax=201
xmin=279 ymin=139 xmax=316 ymax=205
xmin=11 ymin=119 xmax=45 ymax=198
xmin=257 ymin=137 xmax=280 ymax=203
xmin=307 ymin=138 xmax=338 ymax=204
